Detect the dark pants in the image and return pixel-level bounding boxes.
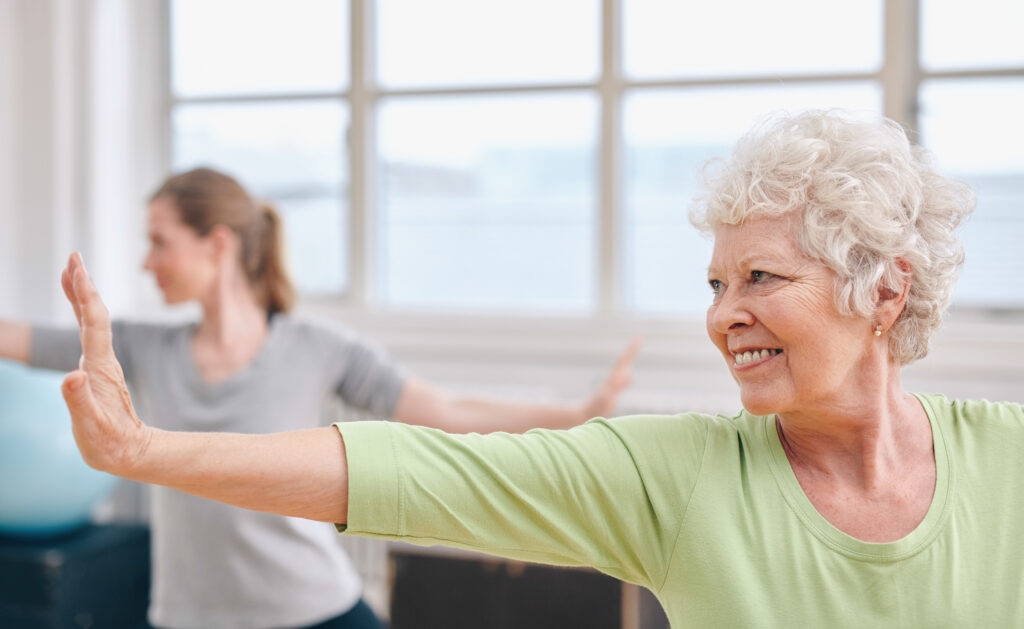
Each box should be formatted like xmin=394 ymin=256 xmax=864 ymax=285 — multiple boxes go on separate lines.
xmin=304 ymin=599 xmax=384 ymax=629
xmin=145 ymin=598 xmax=384 ymax=629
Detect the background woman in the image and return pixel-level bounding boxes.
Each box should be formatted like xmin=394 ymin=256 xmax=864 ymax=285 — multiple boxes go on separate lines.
xmin=0 ymin=168 xmax=639 ymax=629
xmin=57 ymin=110 xmax=1024 ymax=626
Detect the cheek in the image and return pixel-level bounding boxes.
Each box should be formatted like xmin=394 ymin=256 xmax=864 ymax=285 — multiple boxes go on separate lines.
xmin=785 ymin=335 xmax=856 ymax=391
xmin=155 ymin=253 xmax=179 ymax=273
xmin=705 ymin=307 xmax=727 ymax=353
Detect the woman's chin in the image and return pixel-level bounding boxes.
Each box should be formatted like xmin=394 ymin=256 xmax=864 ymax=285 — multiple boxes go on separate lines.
xmin=739 ymin=391 xmax=782 ymax=417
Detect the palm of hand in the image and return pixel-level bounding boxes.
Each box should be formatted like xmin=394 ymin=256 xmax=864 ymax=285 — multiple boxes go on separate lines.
xmin=60 ymin=253 xmax=150 ymax=474
xmin=585 ymin=337 xmax=643 ymax=419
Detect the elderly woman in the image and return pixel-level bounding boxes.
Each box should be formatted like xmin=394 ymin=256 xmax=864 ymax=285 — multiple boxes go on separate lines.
xmin=59 ymin=110 xmax=1023 ymax=627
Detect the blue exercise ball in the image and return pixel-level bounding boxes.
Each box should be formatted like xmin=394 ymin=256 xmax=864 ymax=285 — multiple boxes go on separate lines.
xmin=0 ymin=359 xmax=118 ymax=537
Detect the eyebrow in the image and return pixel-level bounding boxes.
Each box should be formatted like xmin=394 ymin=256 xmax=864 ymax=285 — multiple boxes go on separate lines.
xmin=707 ymin=252 xmax=794 ymax=278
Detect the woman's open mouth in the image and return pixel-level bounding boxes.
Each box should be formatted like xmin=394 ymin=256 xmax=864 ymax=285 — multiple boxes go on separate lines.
xmin=733 ymin=348 xmax=783 ymax=367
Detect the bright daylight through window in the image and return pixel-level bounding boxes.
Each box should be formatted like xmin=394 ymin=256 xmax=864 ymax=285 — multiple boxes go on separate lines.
xmin=169 ymin=0 xmax=1024 ymax=315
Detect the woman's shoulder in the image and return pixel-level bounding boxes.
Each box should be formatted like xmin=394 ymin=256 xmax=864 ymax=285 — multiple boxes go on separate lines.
xmin=916 ymin=392 xmax=1024 ymax=425
xmin=602 ymin=408 xmax=762 ymax=433
xmin=587 ymin=411 xmax=764 ymax=493
xmin=597 ymin=409 xmax=761 ymax=452
xmin=268 ymin=314 xmax=389 ymax=364
xmin=112 ymin=319 xmax=193 ymax=345
xmin=916 ymin=393 xmax=1024 ymax=459
xmin=269 ymin=313 xmax=358 ymax=344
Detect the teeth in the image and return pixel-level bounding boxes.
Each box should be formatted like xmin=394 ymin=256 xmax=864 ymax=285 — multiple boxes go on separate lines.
xmin=734 ymin=348 xmax=780 ymax=365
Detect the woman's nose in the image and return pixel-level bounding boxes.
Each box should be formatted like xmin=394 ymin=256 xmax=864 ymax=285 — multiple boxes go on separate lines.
xmin=709 ymin=286 xmax=755 ymax=335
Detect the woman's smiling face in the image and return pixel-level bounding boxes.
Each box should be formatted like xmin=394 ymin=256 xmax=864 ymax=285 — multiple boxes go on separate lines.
xmin=705 ymin=214 xmax=876 ymax=417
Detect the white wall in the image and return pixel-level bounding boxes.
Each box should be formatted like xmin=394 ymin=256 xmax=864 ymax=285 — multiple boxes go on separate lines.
xmin=0 ymin=0 xmax=69 ymax=320
xmin=0 ymin=0 xmax=166 ymax=325
xmin=0 ymin=1 xmax=15 ymax=314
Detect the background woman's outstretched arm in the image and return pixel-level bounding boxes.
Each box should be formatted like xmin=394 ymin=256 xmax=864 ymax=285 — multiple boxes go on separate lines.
xmin=0 ymin=320 xmax=32 ymax=363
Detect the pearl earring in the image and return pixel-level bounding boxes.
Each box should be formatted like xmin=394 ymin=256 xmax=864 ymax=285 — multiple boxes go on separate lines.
xmin=874 ymin=325 xmax=883 ymax=337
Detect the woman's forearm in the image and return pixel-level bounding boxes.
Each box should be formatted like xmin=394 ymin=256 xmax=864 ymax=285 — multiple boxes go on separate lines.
xmin=131 ymin=426 xmax=349 ymax=523
xmin=57 ymin=252 xmax=350 ymax=524
xmin=392 ymin=338 xmax=641 ymax=434
xmin=394 ymin=379 xmax=588 ymax=434
xmin=0 ymin=320 xmax=31 ymax=363
xmin=445 ymin=396 xmax=587 ymax=433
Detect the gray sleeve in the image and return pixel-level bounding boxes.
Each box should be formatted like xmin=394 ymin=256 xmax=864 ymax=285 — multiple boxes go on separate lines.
xmin=326 ymin=327 xmax=407 ymax=418
xmin=29 ymin=325 xmax=82 ymax=372
xmin=30 ymin=321 xmax=137 ymax=381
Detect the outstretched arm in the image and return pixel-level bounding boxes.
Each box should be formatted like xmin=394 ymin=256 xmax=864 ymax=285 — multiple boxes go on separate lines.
xmin=393 ymin=338 xmax=642 ymax=433
xmin=0 ymin=320 xmax=32 ymax=363
xmin=59 ymin=253 xmax=350 ymax=523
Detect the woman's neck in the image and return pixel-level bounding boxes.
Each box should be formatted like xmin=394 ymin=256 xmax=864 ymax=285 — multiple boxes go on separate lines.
xmin=189 ymin=269 xmax=270 ymax=383
xmin=195 ymin=266 xmax=268 ymax=346
xmin=774 ymin=375 xmax=936 ymax=543
xmin=775 ymin=367 xmax=931 ymax=491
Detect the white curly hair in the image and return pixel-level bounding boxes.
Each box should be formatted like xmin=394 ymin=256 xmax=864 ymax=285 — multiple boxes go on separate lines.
xmin=690 ymin=110 xmax=975 ymax=365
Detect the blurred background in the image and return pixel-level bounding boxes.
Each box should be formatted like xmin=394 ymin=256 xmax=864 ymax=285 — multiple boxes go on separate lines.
xmin=1 ymin=0 xmax=1022 ymax=403
xmin=0 ymin=0 xmax=1022 ymax=625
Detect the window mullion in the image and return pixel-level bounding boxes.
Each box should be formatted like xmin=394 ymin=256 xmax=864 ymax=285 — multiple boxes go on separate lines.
xmin=598 ymin=0 xmax=623 ymax=316
xmin=882 ymin=0 xmax=921 ymax=133
xmin=348 ymin=0 xmax=373 ymax=307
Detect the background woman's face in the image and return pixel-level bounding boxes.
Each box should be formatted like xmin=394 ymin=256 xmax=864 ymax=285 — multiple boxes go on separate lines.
xmin=705 ymin=214 xmax=875 ymax=417
xmin=142 ymin=197 xmax=216 ymax=304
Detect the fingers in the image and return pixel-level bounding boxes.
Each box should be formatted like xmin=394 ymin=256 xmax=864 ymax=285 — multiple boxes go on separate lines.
xmin=606 ymin=336 xmax=644 ymax=387
xmin=61 ymin=258 xmax=83 ymax=325
xmin=66 ymin=253 xmax=114 ymax=363
xmin=614 ymin=336 xmax=645 ymax=372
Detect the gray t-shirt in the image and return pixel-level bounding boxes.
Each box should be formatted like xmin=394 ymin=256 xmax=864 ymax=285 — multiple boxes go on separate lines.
xmin=31 ymin=315 xmax=407 ymax=629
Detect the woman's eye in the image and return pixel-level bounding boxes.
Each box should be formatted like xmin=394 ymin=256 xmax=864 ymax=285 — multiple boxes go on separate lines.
xmin=708 ymin=279 xmax=722 ymax=294
xmin=751 ymin=270 xmax=768 ymax=283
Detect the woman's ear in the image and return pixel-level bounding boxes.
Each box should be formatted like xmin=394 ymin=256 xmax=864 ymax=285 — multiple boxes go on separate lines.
xmin=208 ymin=224 xmax=240 ymax=260
xmin=875 ymin=259 xmax=911 ymax=328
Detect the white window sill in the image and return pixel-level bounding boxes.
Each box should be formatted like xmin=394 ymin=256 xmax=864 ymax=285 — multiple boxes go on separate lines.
xmin=301 ymin=300 xmax=1024 ymax=414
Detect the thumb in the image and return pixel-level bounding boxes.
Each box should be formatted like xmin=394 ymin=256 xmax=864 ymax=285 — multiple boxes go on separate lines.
xmin=62 ymin=369 xmax=101 ymax=425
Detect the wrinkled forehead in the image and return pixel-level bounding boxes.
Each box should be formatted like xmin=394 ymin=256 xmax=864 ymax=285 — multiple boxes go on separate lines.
xmin=707 ymin=214 xmax=807 ymax=272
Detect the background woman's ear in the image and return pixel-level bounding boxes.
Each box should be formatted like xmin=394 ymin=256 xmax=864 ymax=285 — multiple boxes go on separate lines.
xmin=208 ymin=224 xmax=240 ymax=260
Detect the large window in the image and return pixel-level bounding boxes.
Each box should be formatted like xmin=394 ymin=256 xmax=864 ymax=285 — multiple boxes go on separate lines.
xmin=170 ymin=0 xmax=350 ymax=295
xmin=377 ymin=94 xmax=598 ymax=312
xmin=919 ymin=0 xmax=1024 ymax=310
xmin=168 ymin=0 xmax=1024 ymax=315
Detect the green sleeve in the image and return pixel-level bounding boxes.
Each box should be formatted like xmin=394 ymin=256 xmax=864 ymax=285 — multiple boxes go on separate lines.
xmin=335 ymin=414 xmax=709 ymax=589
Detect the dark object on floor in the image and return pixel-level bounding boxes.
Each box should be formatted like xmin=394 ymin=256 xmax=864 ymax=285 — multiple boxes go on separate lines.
xmin=0 ymin=523 xmax=150 ymax=628
xmin=390 ymin=549 xmax=667 ymax=629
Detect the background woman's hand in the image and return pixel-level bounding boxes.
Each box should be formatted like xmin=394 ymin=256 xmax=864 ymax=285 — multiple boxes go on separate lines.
xmin=581 ymin=337 xmax=643 ymax=420
xmin=60 ymin=253 xmax=152 ymax=475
